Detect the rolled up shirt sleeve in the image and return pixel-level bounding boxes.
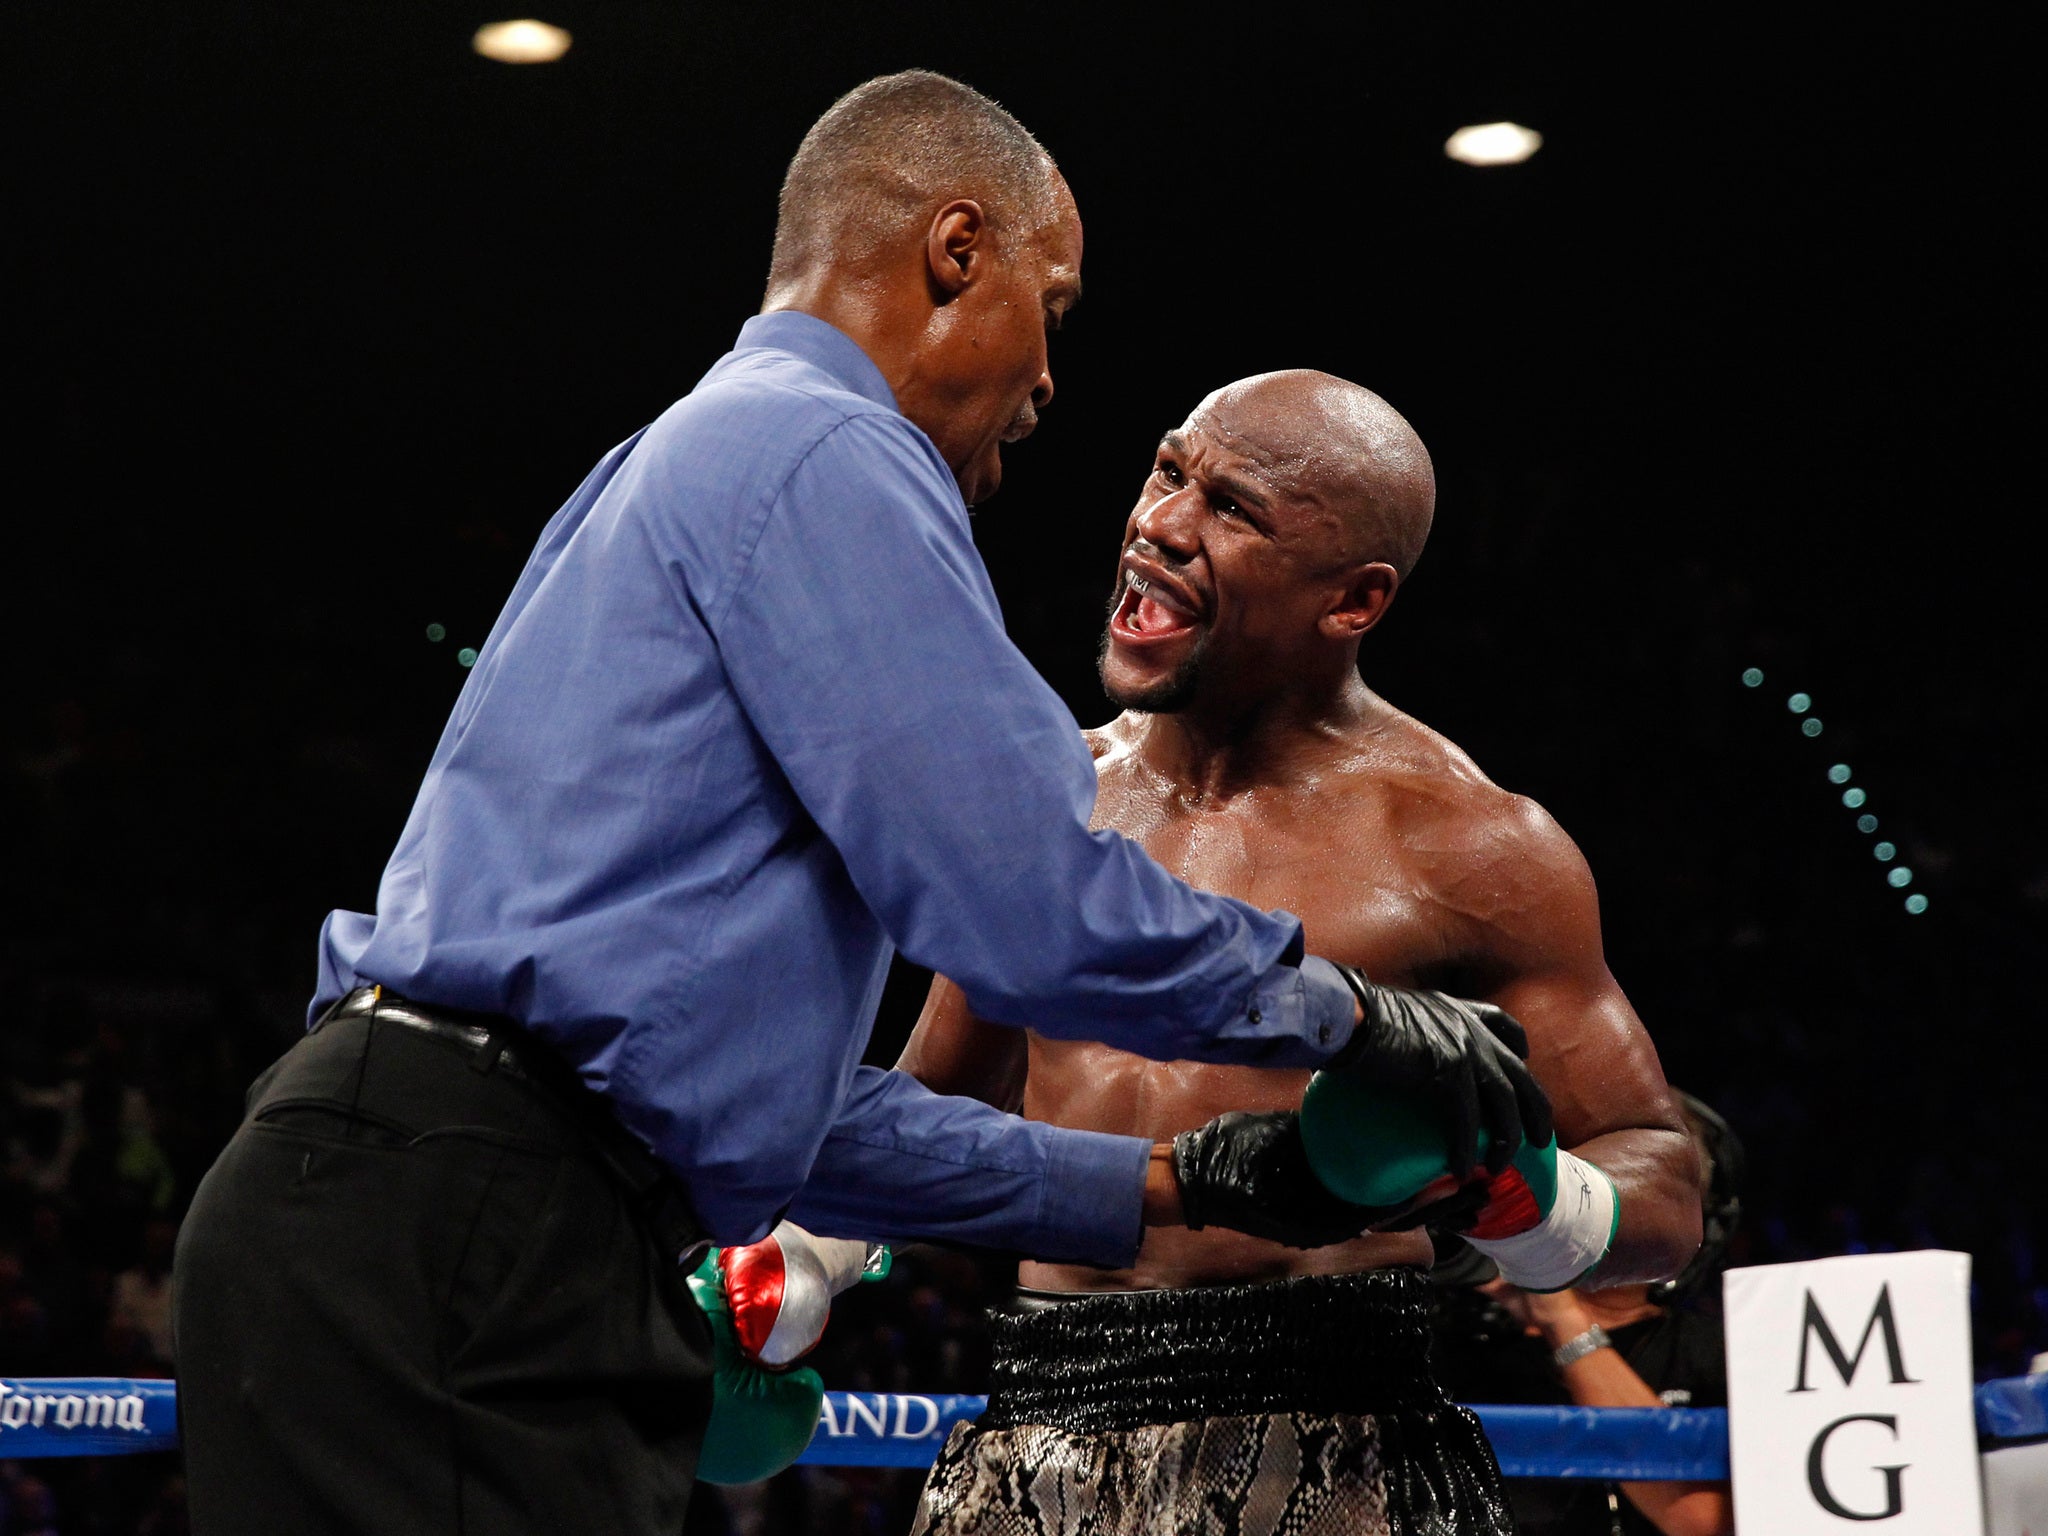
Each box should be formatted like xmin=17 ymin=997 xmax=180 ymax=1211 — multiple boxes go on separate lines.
xmin=785 ymin=1067 xmax=1152 ymax=1269
xmin=710 ymin=413 xmax=1358 ymax=1070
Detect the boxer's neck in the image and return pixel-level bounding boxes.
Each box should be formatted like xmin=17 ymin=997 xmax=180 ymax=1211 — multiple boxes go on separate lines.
xmin=1133 ymin=671 xmax=1391 ymax=801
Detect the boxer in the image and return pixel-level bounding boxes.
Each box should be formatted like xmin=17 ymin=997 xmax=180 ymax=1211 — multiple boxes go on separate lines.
xmin=903 ymin=371 xmax=1702 ymax=1535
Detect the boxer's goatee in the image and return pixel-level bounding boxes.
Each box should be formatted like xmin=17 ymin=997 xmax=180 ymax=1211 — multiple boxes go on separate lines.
xmin=1097 ymin=622 xmax=1209 ymax=715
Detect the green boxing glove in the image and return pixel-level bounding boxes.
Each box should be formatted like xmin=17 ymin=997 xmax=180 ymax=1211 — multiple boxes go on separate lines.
xmin=686 ymin=1251 xmax=826 ymax=1485
xmin=1300 ymin=1068 xmax=1618 ymax=1292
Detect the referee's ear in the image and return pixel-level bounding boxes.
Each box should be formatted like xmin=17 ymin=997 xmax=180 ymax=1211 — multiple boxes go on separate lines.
xmin=925 ymin=199 xmax=988 ymax=303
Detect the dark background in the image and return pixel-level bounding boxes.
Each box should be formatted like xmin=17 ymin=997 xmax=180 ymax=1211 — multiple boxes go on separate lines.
xmin=5 ymin=4 xmax=2042 ymax=1531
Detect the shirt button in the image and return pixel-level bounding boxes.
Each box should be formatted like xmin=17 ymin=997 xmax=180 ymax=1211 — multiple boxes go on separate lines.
xmin=1318 ymin=1022 xmax=1332 ymax=1044
xmin=1248 ymin=1007 xmax=1262 ymax=1025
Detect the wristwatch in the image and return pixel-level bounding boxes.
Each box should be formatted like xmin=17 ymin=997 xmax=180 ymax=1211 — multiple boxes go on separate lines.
xmin=1551 ymin=1323 xmax=1613 ymax=1369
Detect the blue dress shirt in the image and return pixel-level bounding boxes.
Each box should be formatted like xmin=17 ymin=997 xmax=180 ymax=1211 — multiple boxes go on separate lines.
xmin=315 ymin=311 xmax=1357 ymax=1268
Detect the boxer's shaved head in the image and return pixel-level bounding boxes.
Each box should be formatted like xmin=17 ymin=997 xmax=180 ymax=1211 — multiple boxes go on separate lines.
xmin=767 ymin=71 xmax=1065 ymax=290
xmin=1192 ymin=370 xmax=1435 ymax=580
xmin=1101 ymin=370 xmax=1436 ymax=718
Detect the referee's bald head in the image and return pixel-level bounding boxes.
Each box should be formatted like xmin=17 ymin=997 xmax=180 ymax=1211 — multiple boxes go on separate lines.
xmin=765 ymin=71 xmax=1065 ymax=295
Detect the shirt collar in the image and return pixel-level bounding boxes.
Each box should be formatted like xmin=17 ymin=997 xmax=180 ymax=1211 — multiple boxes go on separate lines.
xmin=734 ymin=312 xmax=899 ymax=414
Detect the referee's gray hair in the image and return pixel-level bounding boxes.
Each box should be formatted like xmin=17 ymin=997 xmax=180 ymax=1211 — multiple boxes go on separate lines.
xmin=767 ymin=71 xmax=1062 ymax=290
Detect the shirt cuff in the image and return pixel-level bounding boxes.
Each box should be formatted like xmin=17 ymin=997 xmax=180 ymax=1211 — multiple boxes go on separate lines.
xmin=1231 ymin=954 xmax=1360 ymax=1068
xmin=1035 ymin=1127 xmax=1153 ymax=1270
xmin=1297 ymin=955 xmax=1362 ymax=1060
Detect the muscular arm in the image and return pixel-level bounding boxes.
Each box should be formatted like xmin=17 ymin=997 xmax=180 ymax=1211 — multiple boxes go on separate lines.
xmin=897 ymin=979 xmax=1185 ymax=1225
xmin=897 ymin=975 xmax=1028 ymax=1113
xmin=1455 ymin=798 xmax=1700 ymax=1285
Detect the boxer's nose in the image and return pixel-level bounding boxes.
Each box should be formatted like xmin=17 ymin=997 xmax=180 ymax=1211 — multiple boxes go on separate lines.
xmin=1132 ymin=487 xmax=1201 ymax=560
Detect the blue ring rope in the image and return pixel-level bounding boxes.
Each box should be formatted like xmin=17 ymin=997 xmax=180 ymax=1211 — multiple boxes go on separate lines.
xmin=3 ymin=1375 xmax=2042 ymax=1474
xmin=0 ymin=1379 xmax=180 ymax=1459
xmin=792 ymin=1397 xmax=1742 ymax=1478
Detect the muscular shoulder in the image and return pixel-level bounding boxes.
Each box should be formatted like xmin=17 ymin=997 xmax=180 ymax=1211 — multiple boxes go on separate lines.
xmin=1358 ymin=709 xmax=1601 ymax=954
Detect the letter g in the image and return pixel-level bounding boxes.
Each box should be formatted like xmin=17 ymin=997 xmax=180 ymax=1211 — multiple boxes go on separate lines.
xmin=1806 ymin=1413 xmax=1906 ymax=1521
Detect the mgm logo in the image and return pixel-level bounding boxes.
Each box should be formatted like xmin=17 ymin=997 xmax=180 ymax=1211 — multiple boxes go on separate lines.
xmin=1790 ymin=1283 xmax=1920 ymax=1522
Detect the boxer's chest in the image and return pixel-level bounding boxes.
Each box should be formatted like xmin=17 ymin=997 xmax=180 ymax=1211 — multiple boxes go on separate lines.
xmin=1091 ymin=771 xmax=1461 ymax=990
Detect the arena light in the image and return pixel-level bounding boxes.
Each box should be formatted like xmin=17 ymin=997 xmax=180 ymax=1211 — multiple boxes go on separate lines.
xmin=1444 ymin=122 xmax=1544 ymax=167
xmin=1748 ymin=675 xmax=1936 ymax=919
xmin=425 ymin=622 xmax=446 ymax=642
xmin=472 ymin=19 xmax=571 ymax=64
xmin=458 ymin=647 xmax=479 ymax=668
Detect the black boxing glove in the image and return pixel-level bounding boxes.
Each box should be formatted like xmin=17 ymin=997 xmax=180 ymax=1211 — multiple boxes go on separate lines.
xmin=1171 ymin=1110 xmax=1386 ymax=1248
xmin=1323 ymin=964 xmax=1553 ymax=1179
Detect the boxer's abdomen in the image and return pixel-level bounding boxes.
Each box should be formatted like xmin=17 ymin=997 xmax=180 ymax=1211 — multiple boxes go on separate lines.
xmin=1019 ymin=1035 xmax=1432 ymax=1291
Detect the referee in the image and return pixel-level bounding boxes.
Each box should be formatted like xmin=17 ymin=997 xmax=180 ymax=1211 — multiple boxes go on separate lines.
xmin=173 ymin=71 xmax=1538 ymax=1534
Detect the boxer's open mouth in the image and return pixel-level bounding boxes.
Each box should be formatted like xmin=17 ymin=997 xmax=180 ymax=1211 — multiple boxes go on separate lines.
xmin=1110 ymin=564 xmax=1205 ymax=645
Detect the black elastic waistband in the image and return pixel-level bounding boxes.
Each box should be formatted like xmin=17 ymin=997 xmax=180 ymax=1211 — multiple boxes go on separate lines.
xmin=980 ymin=1268 xmax=1444 ymax=1434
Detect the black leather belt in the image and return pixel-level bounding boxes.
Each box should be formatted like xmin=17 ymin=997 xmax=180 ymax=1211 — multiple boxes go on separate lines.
xmin=325 ymin=985 xmax=530 ymax=1079
xmin=316 ymin=984 xmax=712 ymax=1282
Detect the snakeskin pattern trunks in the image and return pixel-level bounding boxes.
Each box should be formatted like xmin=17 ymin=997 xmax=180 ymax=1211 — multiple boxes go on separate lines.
xmin=910 ymin=1268 xmax=1514 ymax=1536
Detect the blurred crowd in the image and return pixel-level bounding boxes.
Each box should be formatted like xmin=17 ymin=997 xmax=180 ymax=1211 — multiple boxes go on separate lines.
xmin=0 ymin=990 xmax=210 ymax=1534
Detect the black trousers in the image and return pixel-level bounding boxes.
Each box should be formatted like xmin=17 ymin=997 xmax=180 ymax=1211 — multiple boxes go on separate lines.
xmin=173 ymin=1011 xmax=715 ymax=1535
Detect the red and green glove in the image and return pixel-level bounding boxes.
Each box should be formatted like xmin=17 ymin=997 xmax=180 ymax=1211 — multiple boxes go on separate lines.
xmin=686 ymin=1224 xmax=889 ymax=1485
xmin=720 ymin=1223 xmax=885 ymax=1366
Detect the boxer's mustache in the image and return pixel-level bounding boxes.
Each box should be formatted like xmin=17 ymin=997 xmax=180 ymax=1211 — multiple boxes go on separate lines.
xmin=1122 ymin=539 xmax=1203 ymax=593
xmin=1107 ymin=540 xmax=1209 ymax=619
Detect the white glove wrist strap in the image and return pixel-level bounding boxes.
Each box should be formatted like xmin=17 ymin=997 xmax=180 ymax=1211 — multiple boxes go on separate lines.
xmin=776 ymin=1223 xmax=872 ymax=1297
xmin=743 ymin=1223 xmax=874 ymax=1367
xmin=1464 ymin=1150 xmax=1619 ymax=1292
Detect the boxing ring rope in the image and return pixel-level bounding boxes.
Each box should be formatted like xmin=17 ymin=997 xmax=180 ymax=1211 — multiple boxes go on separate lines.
xmin=6 ymin=1375 xmax=2045 ymax=1476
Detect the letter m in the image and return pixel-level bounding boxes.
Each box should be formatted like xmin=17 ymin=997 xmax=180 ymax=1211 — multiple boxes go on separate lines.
xmin=1792 ymin=1284 xmax=1920 ymax=1392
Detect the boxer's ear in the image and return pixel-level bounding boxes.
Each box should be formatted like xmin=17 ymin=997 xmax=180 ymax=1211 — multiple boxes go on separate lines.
xmin=1323 ymin=562 xmax=1399 ymax=640
xmin=925 ymin=199 xmax=987 ymax=303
